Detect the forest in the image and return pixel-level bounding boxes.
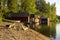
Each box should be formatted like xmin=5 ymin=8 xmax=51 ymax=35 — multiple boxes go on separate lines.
xmin=0 ymin=0 xmax=58 ymax=22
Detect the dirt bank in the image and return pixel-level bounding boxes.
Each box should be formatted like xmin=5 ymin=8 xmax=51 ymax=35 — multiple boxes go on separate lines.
xmin=0 ymin=26 xmax=50 ymax=40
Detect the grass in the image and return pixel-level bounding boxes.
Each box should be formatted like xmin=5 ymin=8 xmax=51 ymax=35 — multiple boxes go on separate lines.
xmin=0 ymin=21 xmax=13 ymax=26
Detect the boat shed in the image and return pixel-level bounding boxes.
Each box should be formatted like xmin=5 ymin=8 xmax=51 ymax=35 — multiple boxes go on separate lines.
xmin=10 ymin=12 xmax=29 ymax=22
xmin=40 ymin=17 xmax=50 ymax=26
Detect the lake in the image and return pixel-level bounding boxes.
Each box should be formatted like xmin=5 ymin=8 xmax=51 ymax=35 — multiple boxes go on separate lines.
xmin=51 ymin=23 xmax=60 ymax=40
xmin=34 ymin=22 xmax=60 ymax=40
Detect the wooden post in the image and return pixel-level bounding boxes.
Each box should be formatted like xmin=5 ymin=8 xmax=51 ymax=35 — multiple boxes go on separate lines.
xmin=47 ymin=18 xmax=50 ymax=26
xmin=28 ymin=16 xmax=30 ymax=28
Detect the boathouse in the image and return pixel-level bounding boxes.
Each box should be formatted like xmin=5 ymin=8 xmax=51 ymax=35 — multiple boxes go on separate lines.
xmin=10 ymin=12 xmax=50 ymax=27
xmin=10 ymin=12 xmax=29 ymax=22
xmin=40 ymin=17 xmax=50 ymax=26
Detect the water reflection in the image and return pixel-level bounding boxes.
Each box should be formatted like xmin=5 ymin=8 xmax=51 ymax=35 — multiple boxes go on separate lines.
xmin=55 ymin=23 xmax=60 ymax=40
xmin=38 ymin=24 xmax=50 ymax=37
xmin=50 ymin=22 xmax=56 ymax=40
xmin=34 ymin=22 xmax=60 ymax=40
xmin=50 ymin=23 xmax=60 ymax=40
xmin=34 ymin=22 xmax=56 ymax=39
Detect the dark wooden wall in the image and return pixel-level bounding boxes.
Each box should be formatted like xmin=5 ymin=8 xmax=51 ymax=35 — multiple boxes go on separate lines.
xmin=11 ymin=17 xmax=28 ymax=22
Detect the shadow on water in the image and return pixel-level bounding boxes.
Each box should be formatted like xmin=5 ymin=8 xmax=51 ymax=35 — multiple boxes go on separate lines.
xmin=33 ymin=22 xmax=56 ymax=38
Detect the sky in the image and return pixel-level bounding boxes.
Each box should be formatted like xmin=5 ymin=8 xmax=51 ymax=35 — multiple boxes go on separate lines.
xmin=45 ymin=0 xmax=60 ymax=16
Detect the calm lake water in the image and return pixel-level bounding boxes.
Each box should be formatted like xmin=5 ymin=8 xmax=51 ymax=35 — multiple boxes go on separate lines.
xmin=51 ymin=23 xmax=60 ymax=40
xmin=34 ymin=22 xmax=60 ymax=40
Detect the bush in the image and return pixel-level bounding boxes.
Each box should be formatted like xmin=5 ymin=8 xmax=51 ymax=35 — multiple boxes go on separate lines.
xmin=0 ymin=12 xmax=3 ymax=22
xmin=0 ymin=17 xmax=2 ymax=22
xmin=3 ymin=13 xmax=11 ymax=19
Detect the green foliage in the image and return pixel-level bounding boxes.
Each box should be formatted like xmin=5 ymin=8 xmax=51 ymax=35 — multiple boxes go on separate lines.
xmin=3 ymin=7 xmax=9 ymax=13
xmin=0 ymin=0 xmax=3 ymax=22
xmin=8 ymin=0 xmax=18 ymax=13
xmin=36 ymin=0 xmax=50 ymax=18
xmin=0 ymin=17 xmax=2 ymax=22
xmin=0 ymin=12 xmax=3 ymax=22
xmin=56 ymin=16 xmax=60 ymax=22
xmin=3 ymin=0 xmax=9 ymax=13
xmin=0 ymin=0 xmax=4 ymax=2
xmin=0 ymin=0 xmax=57 ymax=21
xmin=3 ymin=13 xmax=11 ymax=19
xmin=21 ymin=0 xmax=37 ymax=14
xmin=50 ymin=3 xmax=57 ymax=21
xmin=0 ymin=12 xmax=3 ymax=17
xmin=36 ymin=0 xmax=57 ymax=21
xmin=36 ymin=0 xmax=50 ymax=13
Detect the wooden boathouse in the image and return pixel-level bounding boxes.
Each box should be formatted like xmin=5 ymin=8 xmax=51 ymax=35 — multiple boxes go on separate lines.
xmin=10 ymin=12 xmax=29 ymax=22
xmin=35 ymin=16 xmax=50 ymax=26
xmin=40 ymin=17 xmax=50 ymax=26
xmin=10 ymin=12 xmax=50 ymax=27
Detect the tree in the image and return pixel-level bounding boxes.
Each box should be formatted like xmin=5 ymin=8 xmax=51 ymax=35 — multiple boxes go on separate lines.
xmin=7 ymin=0 xmax=18 ymax=13
xmin=36 ymin=0 xmax=47 ymax=13
xmin=0 ymin=0 xmax=4 ymax=22
xmin=17 ymin=0 xmax=21 ymax=11
xmin=21 ymin=0 xmax=37 ymax=14
xmin=50 ymin=3 xmax=57 ymax=21
xmin=36 ymin=0 xmax=50 ymax=17
xmin=21 ymin=0 xmax=37 ymax=24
